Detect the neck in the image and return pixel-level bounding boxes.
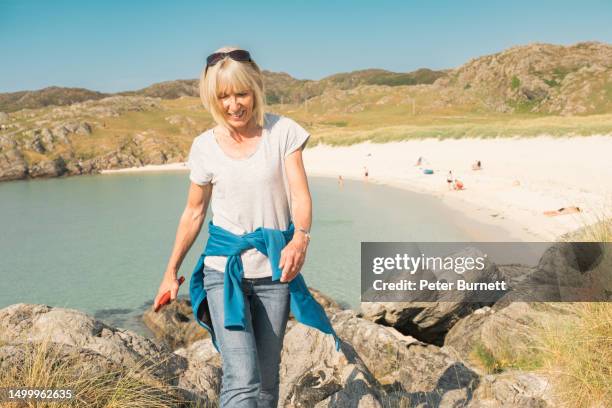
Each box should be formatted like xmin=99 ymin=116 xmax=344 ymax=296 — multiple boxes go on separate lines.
xmin=227 ymin=118 xmax=260 ymax=140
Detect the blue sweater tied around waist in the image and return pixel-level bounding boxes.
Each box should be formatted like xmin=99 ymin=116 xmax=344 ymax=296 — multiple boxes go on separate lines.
xmin=189 ymin=221 xmax=340 ymax=352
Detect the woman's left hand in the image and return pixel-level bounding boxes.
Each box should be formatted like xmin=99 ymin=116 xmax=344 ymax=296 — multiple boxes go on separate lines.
xmin=279 ymin=234 xmax=309 ymax=282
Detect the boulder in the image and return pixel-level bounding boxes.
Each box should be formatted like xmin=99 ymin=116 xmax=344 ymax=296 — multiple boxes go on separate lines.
xmin=361 ymin=247 xmax=501 ymax=344
xmin=468 ymin=371 xmax=557 ymax=408
xmin=0 ymin=112 xmax=9 ymax=123
xmin=57 ymin=121 xmax=92 ymax=136
xmin=0 ymin=147 xmax=28 ymax=181
xmin=142 ymin=297 xmax=208 ymax=349
xmin=0 ymin=341 xmax=122 ymax=380
xmin=279 ymin=322 xmax=383 ymax=407
xmin=444 ymin=302 xmax=577 ymax=369
xmin=0 ymin=304 xmax=186 ymax=384
xmin=28 ymin=157 xmax=67 ymax=178
xmin=535 ymin=242 xmax=609 ymax=301
xmin=332 ymin=310 xmax=480 ymax=407
xmin=309 ymin=287 xmax=344 ymax=315
xmin=75 ymin=121 xmax=92 ymax=135
xmin=174 ymin=338 xmax=222 ymax=404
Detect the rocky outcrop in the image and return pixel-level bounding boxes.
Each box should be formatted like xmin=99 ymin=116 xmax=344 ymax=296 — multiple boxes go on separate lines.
xmin=279 ymin=322 xmax=383 ymax=407
xmin=361 ymin=247 xmax=502 ymax=344
xmin=0 ymin=304 xmax=186 ymax=383
xmin=142 ymin=288 xmax=343 ymax=351
xmin=28 ymin=157 xmax=67 ymax=178
xmin=302 ymin=286 xmax=344 ymax=317
xmin=1 ymin=298 xmax=566 ymax=407
xmin=332 ymin=310 xmax=480 ymax=407
xmin=174 ymin=339 xmax=222 ymax=403
xmin=0 ymin=146 xmax=28 ymax=181
xmin=440 ymin=41 xmax=612 ymax=115
xmin=444 ymin=302 xmax=576 ymax=365
xmin=142 ymin=298 xmax=209 ymax=349
xmin=469 ymin=371 xmax=557 ymax=407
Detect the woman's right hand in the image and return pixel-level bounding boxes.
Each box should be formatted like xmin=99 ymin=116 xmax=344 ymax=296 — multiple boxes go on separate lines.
xmin=153 ymin=274 xmax=180 ymax=311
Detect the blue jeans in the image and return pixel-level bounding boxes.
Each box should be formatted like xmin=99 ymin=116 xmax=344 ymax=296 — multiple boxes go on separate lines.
xmin=203 ymin=267 xmax=290 ymax=408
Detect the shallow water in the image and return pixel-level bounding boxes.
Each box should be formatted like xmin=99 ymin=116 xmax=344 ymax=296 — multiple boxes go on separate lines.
xmin=0 ymin=172 xmax=511 ymax=334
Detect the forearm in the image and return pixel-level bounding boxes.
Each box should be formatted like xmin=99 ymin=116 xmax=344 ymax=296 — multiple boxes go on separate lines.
xmin=292 ymin=194 xmax=312 ymax=237
xmin=164 ymin=208 xmax=206 ymax=278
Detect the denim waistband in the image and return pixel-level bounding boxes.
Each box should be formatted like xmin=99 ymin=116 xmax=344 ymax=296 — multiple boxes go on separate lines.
xmin=203 ymin=265 xmax=274 ymax=284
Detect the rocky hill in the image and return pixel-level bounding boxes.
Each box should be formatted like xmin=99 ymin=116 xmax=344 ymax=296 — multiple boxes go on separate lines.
xmin=1 ymin=42 xmax=609 ymax=116
xmin=440 ymin=41 xmax=612 ymax=115
xmin=0 ymin=42 xmax=611 ymax=182
xmin=0 ymin=86 xmax=109 ymax=113
xmin=0 ymin=69 xmax=447 ymax=112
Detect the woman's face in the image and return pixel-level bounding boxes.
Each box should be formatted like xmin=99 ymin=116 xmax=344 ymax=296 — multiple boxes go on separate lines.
xmin=218 ymin=89 xmax=255 ymax=130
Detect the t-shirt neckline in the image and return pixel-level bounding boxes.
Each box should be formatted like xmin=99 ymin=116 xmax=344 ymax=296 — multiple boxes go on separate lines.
xmin=211 ymin=122 xmax=269 ymax=162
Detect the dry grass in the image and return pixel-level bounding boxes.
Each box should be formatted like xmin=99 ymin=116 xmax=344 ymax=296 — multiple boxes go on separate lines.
xmin=535 ymin=217 xmax=612 ymax=408
xmin=537 ymin=302 xmax=611 ymax=408
xmin=0 ymin=336 xmax=215 ymax=408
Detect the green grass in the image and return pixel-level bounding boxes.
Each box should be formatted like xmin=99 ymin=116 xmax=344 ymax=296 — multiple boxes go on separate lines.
xmin=471 ymin=340 xmax=544 ymax=375
xmin=5 ymin=95 xmax=612 ymax=167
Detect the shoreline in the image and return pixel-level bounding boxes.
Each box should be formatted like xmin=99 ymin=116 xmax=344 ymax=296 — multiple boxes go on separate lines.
xmin=100 ymin=135 xmax=612 ymax=242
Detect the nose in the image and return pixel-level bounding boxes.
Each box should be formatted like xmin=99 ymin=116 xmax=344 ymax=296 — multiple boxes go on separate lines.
xmin=227 ymin=95 xmax=241 ymax=110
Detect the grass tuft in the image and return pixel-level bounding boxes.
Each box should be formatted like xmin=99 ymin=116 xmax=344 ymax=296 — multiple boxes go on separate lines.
xmin=0 ymin=336 xmax=215 ymax=407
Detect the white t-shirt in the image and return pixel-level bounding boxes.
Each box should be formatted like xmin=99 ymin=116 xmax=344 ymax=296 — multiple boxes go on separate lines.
xmin=187 ymin=113 xmax=310 ymax=278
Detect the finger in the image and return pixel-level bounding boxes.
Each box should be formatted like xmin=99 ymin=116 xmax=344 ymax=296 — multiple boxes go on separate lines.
xmin=170 ymin=285 xmax=178 ymax=301
xmin=281 ymin=258 xmax=294 ymax=281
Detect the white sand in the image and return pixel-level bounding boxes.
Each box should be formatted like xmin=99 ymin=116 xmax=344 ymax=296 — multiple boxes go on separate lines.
xmin=101 ymin=162 xmax=189 ymax=173
xmin=101 ymin=135 xmax=612 ymax=241
xmin=303 ymin=135 xmax=612 ymax=241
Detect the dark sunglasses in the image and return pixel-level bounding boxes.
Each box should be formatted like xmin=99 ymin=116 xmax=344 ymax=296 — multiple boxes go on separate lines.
xmin=205 ymin=50 xmax=252 ymax=76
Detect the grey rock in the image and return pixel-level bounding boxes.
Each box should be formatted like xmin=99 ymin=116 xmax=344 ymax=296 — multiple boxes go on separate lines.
xmin=0 ymin=341 xmax=122 ymax=380
xmin=62 ymin=121 xmax=92 ymax=136
xmin=24 ymin=130 xmax=47 ymax=153
xmin=309 ymin=287 xmax=344 ymax=316
xmin=142 ymin=297 xmax=209 ymax=349
xmin=0 ymin=147 xmax=28 ymax=181
xmin=361 ymin=247 xmax=501 ymax=344
xmin=0 ymin=112 xmax=9 ymax=123
xmin=28 ymin=157 xmax=67 ymax=178
xmin=76 ymin=121 xmax=92 ymax=135
xmin=0 ymin=303 xmax=186 ymax=384
xmin=174 ymin=339 xmax=222 ymax=405
xmin=444 ymin=302 xmax=577 ymax=367
xmin=468 ymin=371 xmax=557 ymax=408
xmin=279 ymin=322 xmax=383 ymax=407
xmin=332 ymin=310 xmax=479 ymax=408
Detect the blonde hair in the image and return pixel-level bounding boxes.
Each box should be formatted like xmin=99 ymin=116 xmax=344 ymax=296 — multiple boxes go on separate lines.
xmin=199 ymin=46 xmax=266 ymax=129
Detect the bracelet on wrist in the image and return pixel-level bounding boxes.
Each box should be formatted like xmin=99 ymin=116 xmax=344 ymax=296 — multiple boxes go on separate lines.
xmin=297 ymin=227 xmax=311 ymax=242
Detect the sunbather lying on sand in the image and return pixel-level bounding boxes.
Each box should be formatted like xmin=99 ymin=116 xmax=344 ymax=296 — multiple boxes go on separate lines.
xmin=543 ymin=206 xmax=581 ymax=217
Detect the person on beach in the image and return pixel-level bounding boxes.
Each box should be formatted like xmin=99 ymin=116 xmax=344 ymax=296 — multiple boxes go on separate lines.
xmin=447 ymin=170 xmax=453 ymax=190
xmin=364 ymin=166 xmax=369 ymax=180
xmin=153 ymin=46 xmax=338 ymax=407
xmin=472 ymin=160 xmax=482 ymax=170
xmin=338 ymin=175 xmax=344 ymax=188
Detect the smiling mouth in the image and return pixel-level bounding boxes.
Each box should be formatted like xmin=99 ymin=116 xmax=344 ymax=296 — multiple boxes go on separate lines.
xmin=228 ymin=109 xmax=245 ymax=120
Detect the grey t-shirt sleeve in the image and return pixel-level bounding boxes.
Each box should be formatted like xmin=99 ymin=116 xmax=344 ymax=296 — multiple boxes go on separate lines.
xmin=187 ymin=138 xmax=213 ymax=185
xmin=283 ymin=118 xmax=310 ymax=157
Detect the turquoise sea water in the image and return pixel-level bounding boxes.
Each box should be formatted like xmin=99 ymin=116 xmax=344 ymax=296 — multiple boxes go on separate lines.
xmin=0 ymin=172 xmax=511 ymax=334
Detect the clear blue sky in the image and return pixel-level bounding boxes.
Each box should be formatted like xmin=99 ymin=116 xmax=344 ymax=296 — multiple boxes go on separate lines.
xmin=1 ymin=0 xmax=611 ymax=93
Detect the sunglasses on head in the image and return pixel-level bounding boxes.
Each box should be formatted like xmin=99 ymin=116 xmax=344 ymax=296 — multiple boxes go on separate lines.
xmin=205 ymin=50 xmax=252 ymax=76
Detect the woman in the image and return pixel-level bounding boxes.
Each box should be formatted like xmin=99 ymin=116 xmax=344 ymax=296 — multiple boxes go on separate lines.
xmin=153 ymin=47 xmax=338 ymax=407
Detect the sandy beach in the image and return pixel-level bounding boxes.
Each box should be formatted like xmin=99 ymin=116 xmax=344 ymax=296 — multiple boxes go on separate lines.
xmin=102 ymin=135 xmax=612 ymax=241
